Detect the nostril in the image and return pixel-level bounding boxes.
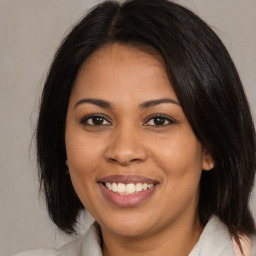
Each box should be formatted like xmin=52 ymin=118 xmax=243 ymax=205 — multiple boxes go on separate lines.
xmin=107 ymin=158 xmax=140 ymax=166
xmin=104 ymin=136 xmax=148 ymax=165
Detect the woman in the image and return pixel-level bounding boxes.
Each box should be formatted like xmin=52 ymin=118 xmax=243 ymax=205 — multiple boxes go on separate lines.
xmin=16 ymin=0 xmax=256 ymax=255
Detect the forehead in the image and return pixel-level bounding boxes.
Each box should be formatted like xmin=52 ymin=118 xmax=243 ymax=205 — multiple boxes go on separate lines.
xmin=70 ymin=43 xmax=177 ymax=103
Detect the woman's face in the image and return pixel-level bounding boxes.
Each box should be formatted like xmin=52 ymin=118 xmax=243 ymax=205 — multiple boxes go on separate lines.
xmin=65 ymin=43 xmax=213 ymax=238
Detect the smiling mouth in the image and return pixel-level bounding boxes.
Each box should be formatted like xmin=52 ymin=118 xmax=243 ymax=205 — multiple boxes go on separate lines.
xmin=103 ymin=182 xmax=155 ymax=195
xmin=98 ymin=175 xmax=159 ymax=207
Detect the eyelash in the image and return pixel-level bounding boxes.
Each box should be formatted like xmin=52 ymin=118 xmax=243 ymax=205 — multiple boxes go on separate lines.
xmin=80 ymin=113 xmax=176 ymax=127
xmin=145 ymin=114 xmax=176 ymax=127
xmin=80 ymin=114 xmax=111 ymax=126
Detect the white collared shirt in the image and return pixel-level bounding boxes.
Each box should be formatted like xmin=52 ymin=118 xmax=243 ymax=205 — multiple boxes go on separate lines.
xmin=14 ymin=216 xmax=256 ymax=256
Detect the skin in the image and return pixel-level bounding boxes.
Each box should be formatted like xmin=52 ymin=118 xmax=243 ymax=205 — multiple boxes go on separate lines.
xmin=65 ymin=43 xmax=214 ymax=256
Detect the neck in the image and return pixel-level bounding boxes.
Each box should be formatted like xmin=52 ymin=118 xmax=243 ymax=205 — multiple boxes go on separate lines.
xmin=101 ymin=212 xmax=203 ymax=256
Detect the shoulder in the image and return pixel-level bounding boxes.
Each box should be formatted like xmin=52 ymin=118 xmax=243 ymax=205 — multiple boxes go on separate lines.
xmin=13 ymin=249 xmax=58 ymax=256
xmin=13 ymin=223 xmax=99 ymax=256
xmin=250 ymin=234 xmax=256 ymax=256
xmin=13 ymin=236 xmax=84 ymax=256
xmin=13 ymin=234 xmax=85 ymax=256
xmin=193 ymin=215 xmax=256 ymax=256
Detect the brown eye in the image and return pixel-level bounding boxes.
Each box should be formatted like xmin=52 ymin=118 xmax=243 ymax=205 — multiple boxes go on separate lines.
xmin=81 ymin=114 xmax=111 ymax=126
xmin=152 ymin=117 xmax=166 ymax=125
xmin=90 ymin=116 xmax=104 ymax=125
xmin=145 ymin=115 xmax=175 ymax=126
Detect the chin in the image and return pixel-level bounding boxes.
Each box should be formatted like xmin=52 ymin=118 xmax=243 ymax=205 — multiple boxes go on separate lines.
xmin=98 ymin=212 xmax=157 ymax=238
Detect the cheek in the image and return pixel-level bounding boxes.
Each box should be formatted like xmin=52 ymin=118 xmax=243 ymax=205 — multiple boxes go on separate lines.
xmin=65 ymin=128 xmax=102 ymax=181
xmin=153 ymin=133 xmax=203 ymax=213
xmin=65 ymin=132 xmax=103 ymax=209
xmin=150 ymin=129 xmax=203 ymax=180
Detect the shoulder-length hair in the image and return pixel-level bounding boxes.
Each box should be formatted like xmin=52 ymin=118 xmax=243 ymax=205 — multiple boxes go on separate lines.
xmin=37 ymin=0 xmax=256 ymax=239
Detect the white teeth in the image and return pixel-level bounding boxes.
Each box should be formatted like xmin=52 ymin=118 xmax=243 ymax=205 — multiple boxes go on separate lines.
xmin=135 ymin=183 xmax=143 ymax=192
xmin=117 ymin=183 xmax=126 ymax=194
xmin=142 ymin=183 xmax=147 ymax=190
xmin=105 ymin=182 xmax=154 ymax=195
xmin=106 ymin=183 xmax=112 ymax=190
xmin=112 ymin=183 xmax=118 ymax=192
xmin=126 ymin=183 xmax=135 ymax=194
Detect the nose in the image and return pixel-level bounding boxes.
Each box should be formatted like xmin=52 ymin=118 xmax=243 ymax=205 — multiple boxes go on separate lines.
xmin=104 ymin=125 xmax=148 ymax=166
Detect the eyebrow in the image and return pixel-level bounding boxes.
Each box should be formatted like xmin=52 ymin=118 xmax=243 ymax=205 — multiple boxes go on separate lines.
xmin=74 ymin=97 xmax=180 ymax=110
xmin=139 ymin=98 xmax=180 ymax=109
xmin=74 ymin=98 xmax=112 ymax=109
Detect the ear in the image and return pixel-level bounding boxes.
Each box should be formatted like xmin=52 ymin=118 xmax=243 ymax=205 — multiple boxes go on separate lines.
xmin=202 ymin=148 xmax=214 ymax=171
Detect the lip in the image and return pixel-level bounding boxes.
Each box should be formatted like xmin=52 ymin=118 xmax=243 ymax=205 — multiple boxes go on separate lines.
xmin=98 ymin=175 xmax=159 ymax=207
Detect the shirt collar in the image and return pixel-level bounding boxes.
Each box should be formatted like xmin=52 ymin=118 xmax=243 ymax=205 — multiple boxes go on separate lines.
xmin=82 ymin=223 xmax=102 ymax=256
xmin=81 ymin=215 xmax=236 ymax=256
xmin=189 ymin=215 xmax=235 ymax=256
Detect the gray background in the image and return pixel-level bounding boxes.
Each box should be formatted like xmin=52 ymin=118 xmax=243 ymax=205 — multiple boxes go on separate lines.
xmin=1 ymin=0 xmax=255 ymax=255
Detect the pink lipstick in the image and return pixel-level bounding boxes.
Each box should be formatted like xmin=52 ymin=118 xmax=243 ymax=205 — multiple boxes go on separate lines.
xmin=98 ymin=175 xmax=159 ymax=207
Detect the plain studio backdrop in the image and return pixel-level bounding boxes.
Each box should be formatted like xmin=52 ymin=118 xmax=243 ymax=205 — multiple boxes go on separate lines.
xmin=0 ymin=0 xmax=255 ymax=255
